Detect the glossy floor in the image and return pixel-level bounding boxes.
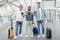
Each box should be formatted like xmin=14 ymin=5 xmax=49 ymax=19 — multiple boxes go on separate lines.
xmin=0 ymin=21 xmax=60 ymax=40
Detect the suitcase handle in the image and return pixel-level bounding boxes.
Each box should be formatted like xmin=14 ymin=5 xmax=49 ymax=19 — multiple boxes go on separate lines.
xmin=11 ymin=19 xmax=13 ymax=29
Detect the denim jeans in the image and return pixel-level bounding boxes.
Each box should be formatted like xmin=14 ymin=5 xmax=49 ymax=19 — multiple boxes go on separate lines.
xmin=37 ymin=20 xmax=45 ymax=35
xmin=15 ymin=21 xmax=23 ymax=36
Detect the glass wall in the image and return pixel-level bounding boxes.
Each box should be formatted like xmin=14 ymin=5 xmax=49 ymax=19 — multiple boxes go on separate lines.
xmin=0 ymin=0 xmax=60 ymax=24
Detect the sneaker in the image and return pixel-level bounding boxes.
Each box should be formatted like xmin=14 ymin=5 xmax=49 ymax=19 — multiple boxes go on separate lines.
xmin=19 ymin=34 xmax=23 ymax=37
xmin=37 ymin=35 xmax=41 ymax=38
xmin=25 ymin=35 xmax=28 ymax=37
xmin=30 ymin=35 xmax=33 ymax=37
xmin=42 ymin=35 xmax=45 ymax=37
xmin=14 ymin=36 xmax=17 ymax=39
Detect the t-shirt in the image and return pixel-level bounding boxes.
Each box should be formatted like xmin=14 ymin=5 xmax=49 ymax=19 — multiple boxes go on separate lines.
xmin=12 ymin=10 xmax=25 ymax=22
xmin=26 ymin=11 xmax=33 ymax=21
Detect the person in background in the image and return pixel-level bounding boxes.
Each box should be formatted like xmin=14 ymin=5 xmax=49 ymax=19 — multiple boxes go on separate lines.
xmin=34 ymin=2 xmax=47 ymax=38
xmin=12 ymin=5 xmax=25 ymax=39
xmin=25 ymin=6 xmax=34 ymax=37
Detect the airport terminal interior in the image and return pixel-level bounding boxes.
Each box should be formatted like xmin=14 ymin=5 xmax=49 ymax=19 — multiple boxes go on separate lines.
xmin=0 ymin=0 xmax=60 ymax=40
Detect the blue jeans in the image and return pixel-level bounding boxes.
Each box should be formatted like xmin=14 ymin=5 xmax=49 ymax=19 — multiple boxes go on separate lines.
xmin=15 ymin=21 xmax=23 ymax=36
xmin=37 ymin=20 xmax=45 ymax=35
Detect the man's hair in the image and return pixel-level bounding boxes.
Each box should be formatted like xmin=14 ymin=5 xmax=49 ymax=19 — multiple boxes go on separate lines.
xmin=37 ymin=2 xmax=41 ymax=4
xmin=28 ymin=6 xmax=31 ymax=11
xmin=19 ymin=5 xmax=23 ymax=8
xmin=28 ymin=6 xmax=31 ymax=8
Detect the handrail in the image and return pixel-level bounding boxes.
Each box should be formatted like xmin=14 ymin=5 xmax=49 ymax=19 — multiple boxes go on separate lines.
xmin=0 ymin=14 xmax=12 ymax=17
xmin=0 ymin=0 xmax=15 ymax=31
xmin=0 ymin=15 xmax=16 ymax=31
xmin=10 ymin=3 xmax=19 ymax=7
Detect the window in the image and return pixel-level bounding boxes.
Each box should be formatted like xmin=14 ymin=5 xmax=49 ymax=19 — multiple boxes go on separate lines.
xmin=0 ymin=0 xmax=2 ymax=2
xmin=56 ymin=0 xmax=60 ymax=8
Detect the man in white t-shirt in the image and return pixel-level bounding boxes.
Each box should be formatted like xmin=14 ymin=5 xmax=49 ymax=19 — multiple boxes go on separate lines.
xmin=12 ymin=5 xmax=25 ymax=39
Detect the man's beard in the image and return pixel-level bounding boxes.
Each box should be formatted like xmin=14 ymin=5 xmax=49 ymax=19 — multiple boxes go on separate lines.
xmin=28 ymin=9 xmax=31 ymax=11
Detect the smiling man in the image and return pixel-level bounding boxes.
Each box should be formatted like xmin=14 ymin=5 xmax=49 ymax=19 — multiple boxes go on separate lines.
xmin=34 ymin=2 xmax=47 ymax=38
xmin=12 ymin=5 xmax=25 ymax=39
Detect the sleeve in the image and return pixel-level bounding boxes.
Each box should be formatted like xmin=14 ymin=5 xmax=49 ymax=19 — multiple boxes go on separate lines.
xmin=22 ymin=11 xmax=26 ymax=17
xmin=33 ymin=9 xmax=37 ymax=17
xmin=23 ymin=11 xmax=26 ymax=15
xmin=43 ymin=9 xmax=47 ymax=18
xmin=21 ymin=11 xmax=25 ymax=15
xmin=25 ymin=11 xmax=28 ymax=15
xmin=34 ymin=10 xmax=36 ymax=14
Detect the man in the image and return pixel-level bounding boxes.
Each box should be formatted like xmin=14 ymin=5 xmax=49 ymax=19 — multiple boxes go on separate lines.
xmin=34 ymin=2 xmax=47 ymax=38
xmin=12 ymin=5 xmax=25 ymax=39
xmin=25 ymin=6 xmax=34 ymax=37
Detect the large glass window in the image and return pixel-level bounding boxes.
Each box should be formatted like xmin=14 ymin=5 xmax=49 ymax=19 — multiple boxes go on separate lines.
xmin=42 ymin=0 xmax=56 ymax=8
xmin=56 ymin=10 xmax=60 ymax=21
xmin=0 ymin=0 xmax=2 ymax=2
xmin=56 ymin=0 xmax=60 ymax=8
xmin=45 ymin=9 xmax=56 ymax=22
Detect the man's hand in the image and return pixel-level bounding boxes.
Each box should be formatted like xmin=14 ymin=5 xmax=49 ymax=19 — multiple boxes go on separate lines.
xmin=32 ymin=21 xmax=35 ymax=24
xmin=22 ymin=14 xmax=27 ymax=17
xmin=44 ymin=18 xmax=47 ymax=22
xmin=23 ymin=14 xmax=26 ymax=17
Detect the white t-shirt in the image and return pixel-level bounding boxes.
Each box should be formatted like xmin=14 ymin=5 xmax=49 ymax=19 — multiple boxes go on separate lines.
xmin=12 ymin=10 xmax=25 ymax=22
xmin=39 ymin=8 xmax=42 ymax=19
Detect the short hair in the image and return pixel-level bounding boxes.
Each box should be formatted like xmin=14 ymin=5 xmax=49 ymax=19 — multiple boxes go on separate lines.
xmin=28 ymin=6 xmax=31 ymax=8
xmin=19 ymin=5 xmax=23 ymax=8
xmin=37 ymin=2 xmax=41 ymax=4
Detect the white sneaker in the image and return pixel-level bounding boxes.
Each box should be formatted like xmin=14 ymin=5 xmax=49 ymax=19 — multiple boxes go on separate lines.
xmin=30 ymin=35 xmax=33 ymax=37
xmin=42 ymin=35 xmax=45 ymax=37
xmin=25 ymin=35 xmax=28 ymax=37
xmin=19 ymin=34 xmax=23 ymax=37
xmin=37 ymin=35 xmax=41 ymax=38
xmin=14 ymin=36 xmax=17 ymax=39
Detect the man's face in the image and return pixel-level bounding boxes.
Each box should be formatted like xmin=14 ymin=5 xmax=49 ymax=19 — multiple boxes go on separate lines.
xmin=37 ymin=3 xmax=41 ymax=8
xmin=19 ymin=5 xmax=23 ymax=10
xmin=28 ymin=6 xmax=31 ymax=11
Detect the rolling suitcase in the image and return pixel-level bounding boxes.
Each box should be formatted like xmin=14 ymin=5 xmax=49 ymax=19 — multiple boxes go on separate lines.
xmin=46 ymin=28 xmax=52 ymax=39
xmin=8 ymin=19 xmax=14 ymax=38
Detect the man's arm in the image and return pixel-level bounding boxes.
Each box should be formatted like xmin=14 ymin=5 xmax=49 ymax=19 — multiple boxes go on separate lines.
xmin=43 ymin=10 xmax=47 ymax=18
xmin=43 ymin=9 xmax=48 ymax=22
xmin=25 ymin=11 xmax=28 ymax=16
xmin=32 ymin=10 xmax=37 ymax=24
xmin=21 ymin=11 xmax=26 ymax=17
xmin=34 ymin=10 xmax=36 ymax=15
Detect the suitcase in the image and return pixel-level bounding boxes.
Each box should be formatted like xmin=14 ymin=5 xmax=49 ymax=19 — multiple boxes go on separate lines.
xmin=32 ymin=27 xmax=39 ymax=35
xmin=46 ymin=28 xmax=52 ymax=39
xmin=8 ymin=19 xmax=14 ymax=38
xmin=8 ymin=28 xmax=14 ymax=38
